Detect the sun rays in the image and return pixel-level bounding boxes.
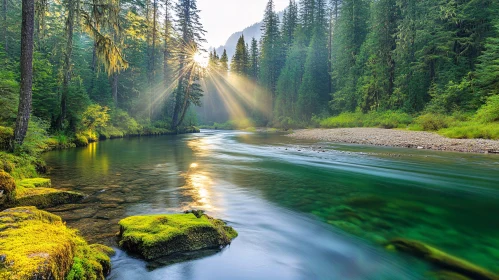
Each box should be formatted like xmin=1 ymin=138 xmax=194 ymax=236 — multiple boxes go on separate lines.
xmin=141 ymin=40 xmax=270 ymax=126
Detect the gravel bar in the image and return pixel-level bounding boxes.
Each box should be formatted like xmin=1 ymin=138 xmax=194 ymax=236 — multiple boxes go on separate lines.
xmin=288 ymin=128 xmax=499 ymax=154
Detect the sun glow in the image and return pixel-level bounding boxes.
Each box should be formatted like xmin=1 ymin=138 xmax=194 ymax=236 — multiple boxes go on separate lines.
xmin=193 ymin=52 xmax=209 ymax=68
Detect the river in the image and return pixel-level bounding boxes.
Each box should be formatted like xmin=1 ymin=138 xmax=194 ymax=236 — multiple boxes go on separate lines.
xmin=42 ymin=130 xmax=499 ymax=279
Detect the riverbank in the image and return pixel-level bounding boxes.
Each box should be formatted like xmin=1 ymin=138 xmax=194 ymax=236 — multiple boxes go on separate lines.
xmin=288 ymin=128 xmax=499 ymax=154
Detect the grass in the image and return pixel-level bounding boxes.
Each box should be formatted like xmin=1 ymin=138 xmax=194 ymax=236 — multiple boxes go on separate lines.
xmin=320 ymin=111 xmax=413 ymax=129
xmin=439 ymin=122 xmax=499 ymax=140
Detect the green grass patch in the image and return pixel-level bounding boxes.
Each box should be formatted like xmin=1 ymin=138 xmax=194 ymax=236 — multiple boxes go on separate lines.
xmin=439 ymin=122 xmax=499 ymax=140
xmin=320 ymin=111 xmax=413 ymax=129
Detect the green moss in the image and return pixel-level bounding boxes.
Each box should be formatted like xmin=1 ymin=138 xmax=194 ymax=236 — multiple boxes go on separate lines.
xmin=0 ymin=207 xmax=75 ymax=279
xmin=17 ymin=178 xmax=51 ymax=191
xmin=0 ymin=207 xmax=112 ymax=280
xmin=389 ymin=238 xmax=499 ymax=280
xmin=0 ymin=170 xmax=16 ymax=201
xmin=12 ymin=188 xmax=85 ymax=209
xmin=0 ymin=152 xmax=38 ymax=180
xmin=118 ymin=212 xmax=238 ymax=260
xmin=66 ymin=239 xmax=113 ymax=280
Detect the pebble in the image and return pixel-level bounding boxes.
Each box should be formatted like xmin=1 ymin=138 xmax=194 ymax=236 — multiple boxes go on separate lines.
xmin=288 ymin=128 xmax=499 ymax=154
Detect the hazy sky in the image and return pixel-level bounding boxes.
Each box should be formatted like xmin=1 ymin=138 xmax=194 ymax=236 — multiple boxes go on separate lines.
xmin=197 ymin=0 xmax=289 ymax=48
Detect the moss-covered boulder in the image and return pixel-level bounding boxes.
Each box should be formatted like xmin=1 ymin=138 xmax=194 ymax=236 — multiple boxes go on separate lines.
xmin=1 ymin=178 xmax=85 ymax=210
xmin=0 ymin=207 xmax=112 ymax=280
xmin=389 ymin=238 xmax=499 ymax=280
xmin=13 ymin=188 xmax=85 ymax=209
xmin=0 ymin=170 xmax=16 ymax=201
xmin=117 ymin=211 xmax=238 ymax=260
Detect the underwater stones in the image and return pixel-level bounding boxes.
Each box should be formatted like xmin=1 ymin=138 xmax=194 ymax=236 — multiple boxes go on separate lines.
xmin=117 ymin=212 xmax=238 ymax=260
xmin=345 ymin=195 xmax=387 ymax=209
xmin=389 ymin=238 xmax=499 ymax=280
xmin=0 ymin=207 xmax=112 ymax=280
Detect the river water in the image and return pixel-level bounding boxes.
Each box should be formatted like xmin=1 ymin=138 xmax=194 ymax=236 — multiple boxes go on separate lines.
xmin=42 ymin=130 xmax=499 ymax=279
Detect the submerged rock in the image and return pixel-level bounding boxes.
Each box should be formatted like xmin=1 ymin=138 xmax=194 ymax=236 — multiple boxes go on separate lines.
xmin=0 ymin=207 xmax=112 ymax=280
xmin=389 ymin=238 xmax=499 ymax=280
xmin=117 ymin=211 xmax=238 ymax=260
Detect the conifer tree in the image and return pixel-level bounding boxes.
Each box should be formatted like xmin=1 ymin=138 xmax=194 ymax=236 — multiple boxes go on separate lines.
xmin=259 ymin=0 xmax=282 ymax=117
xmin=281 ymin=0 xmax=298 ymax=54
xmin=171 ymin=0 xmax=206 ymax=129
xmin=231 ymin=35 xmax=250 ymax=76
xmin=249 ymin=38 xmax=259 ymax=81
xmin=297 ymin=0 xmax=330 ymax=119
xmin=220 ymin=49 xmax=229 ymax=74
xmin=330 ymin=0 xmax=369 ymax=113
xmin=356 ymin=0 xmax=399 ymax=112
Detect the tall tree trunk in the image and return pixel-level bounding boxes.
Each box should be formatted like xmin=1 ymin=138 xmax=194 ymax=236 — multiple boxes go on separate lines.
xmin=2 ymin=0 xmax=7 ymax=53
xmin=145 ymin=0 xmax=152 ymax=120
xmin=163 ymin=0 xmax=170 ymax=88
xmin=12 ymin=0 xmax=35 ymax=148
xmin=59 ymin=0 xmax=75 ymax=129
xmin=150 ymin=0 xmax=157 ymax=118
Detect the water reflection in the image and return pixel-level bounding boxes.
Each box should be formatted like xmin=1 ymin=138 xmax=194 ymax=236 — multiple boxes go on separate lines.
xmin=42 ymin=131 xmax=499 ymax=279
xmin=181 ymin=164 xmax=216 ymax=211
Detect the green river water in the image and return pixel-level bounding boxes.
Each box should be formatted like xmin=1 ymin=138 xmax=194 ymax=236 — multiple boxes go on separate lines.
xmin=42 ymin=130 xmax=499 ymax=279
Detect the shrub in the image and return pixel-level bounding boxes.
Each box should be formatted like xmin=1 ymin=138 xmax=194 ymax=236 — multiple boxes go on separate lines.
xmin=414 ymin=113 xmax=452 ymax=131
xmin=474 ymin=95 xmax=499 ymax=123
xmin=74 ymin=134 xmax=89 ymax=147
xmin=15 ymin=119 xmax=51 ymax=156
xmin=110 ymin=109 xmax=142 ymax=135
xmin=0 ymin=126 xmax=13 ymax=151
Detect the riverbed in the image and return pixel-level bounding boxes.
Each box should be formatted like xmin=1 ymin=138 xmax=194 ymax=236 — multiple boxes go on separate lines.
xmin=43 ymin=130 xmax=499 ymax=279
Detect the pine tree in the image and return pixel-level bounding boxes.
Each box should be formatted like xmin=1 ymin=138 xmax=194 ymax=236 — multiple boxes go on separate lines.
xmin=281 ymin=0 xmax=298 ymax=54
xmin=474 ymin=22 xmax=499 ymax=99
xmin=275 ymin=30 xmax=307 ymax=121
xmin=249 ymin=38 xmax=259 ymax=81
xmin=297 ymin=0 xmax=330 ymax=119
xmin=259 ymin=0 xmax=282 ymax=118
xmin=230 ymin=35 xmax=250 ymax=76
xmin=330 ymin=0 xmax=369 ymax=113
xmin=220 ymin=49 xmax=229 ymax=73
xmin=300 ymin=0 xmax=315 ymax=43
xmin=171 ymin=0 xmax=206 ymax=129
xmin=356 ymin=0 xmax=399 ymax=112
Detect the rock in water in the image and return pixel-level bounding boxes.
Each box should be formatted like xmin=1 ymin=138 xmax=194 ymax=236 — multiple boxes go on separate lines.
xmin=117 ymin=212 xmax=238 ymax=260
xmin=0 ymin=207 xmax=113 ymax=280
xmin=389 ymin=238 xmax=499 ymax=280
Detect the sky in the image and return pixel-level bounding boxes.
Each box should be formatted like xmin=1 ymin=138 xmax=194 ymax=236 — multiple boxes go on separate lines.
xmin=197 ymin=0 xmax=289 ymax=48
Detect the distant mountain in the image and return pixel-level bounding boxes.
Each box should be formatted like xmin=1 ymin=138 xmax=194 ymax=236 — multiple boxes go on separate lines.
xmin=214 ymin=11 xmax=284 ymax=60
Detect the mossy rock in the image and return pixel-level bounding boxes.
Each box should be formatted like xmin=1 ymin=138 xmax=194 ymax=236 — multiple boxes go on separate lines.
xmin=389 ymin=238 xmax=499 ymax=280
xmin=12 ymin=188 xmax=85 ymax=209
xmin=17 ymin=178 xmax=52 ymax=189
xmin=0 ymin=207 xmax=111 ymax=280
xmin=0 ymin=170 xmax=16 ymax=201
xmin=117 ymin=212 xmax=238 ymax=260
